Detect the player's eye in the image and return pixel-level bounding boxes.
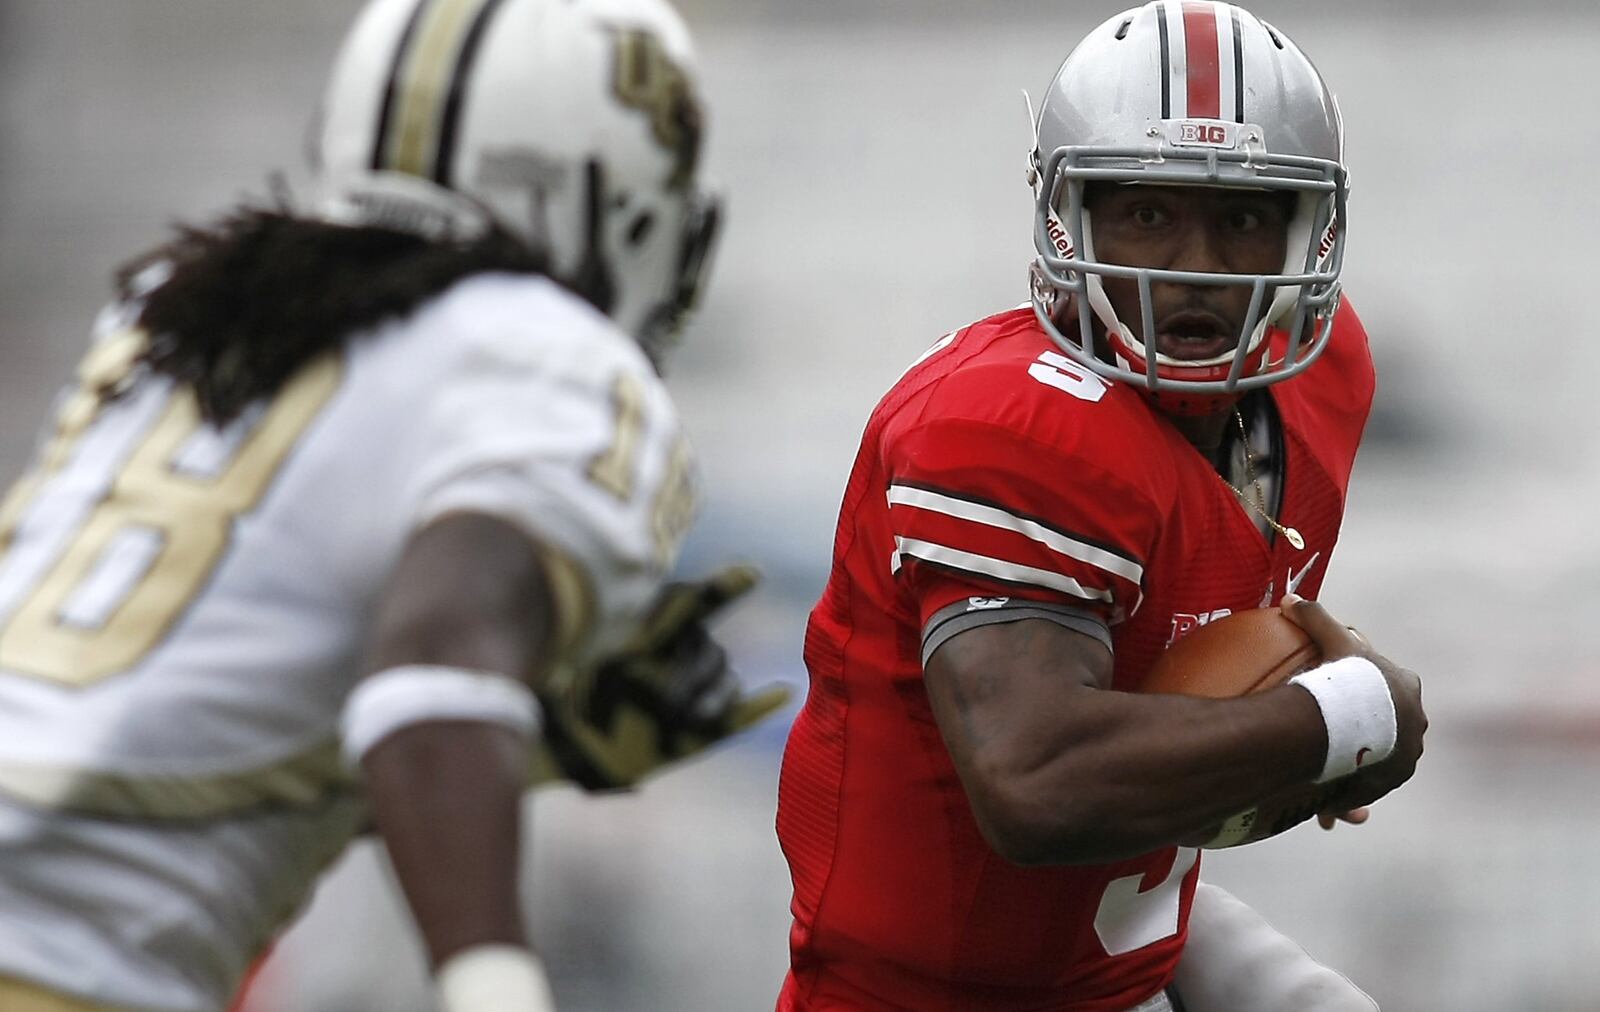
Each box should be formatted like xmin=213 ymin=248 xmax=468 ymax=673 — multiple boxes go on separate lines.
xmin=1225 ymin=209 xmax=1263 ymax=232
xmin=1131 ymin=205 xmax=1168 ymax=227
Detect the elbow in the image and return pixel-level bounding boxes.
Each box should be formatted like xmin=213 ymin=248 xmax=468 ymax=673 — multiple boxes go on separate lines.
xmin=966 ymin=777 xmax=1116 ymax=868
xmin=974 ymin=816 xmax=1060 ymax=868
xmin=960 ymin=771 xmax=1152 ymax=864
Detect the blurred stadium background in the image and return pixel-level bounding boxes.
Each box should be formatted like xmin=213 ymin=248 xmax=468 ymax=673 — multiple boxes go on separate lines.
xmin=4 ymin=0 xmax=1599 ymax=1009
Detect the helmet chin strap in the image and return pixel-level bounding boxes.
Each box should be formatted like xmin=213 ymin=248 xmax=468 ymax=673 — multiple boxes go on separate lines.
xmin=1261 ymin=189 xmax=1327 ymax=349
xmin=1076 ymin=208 xmax=1142 ymax=374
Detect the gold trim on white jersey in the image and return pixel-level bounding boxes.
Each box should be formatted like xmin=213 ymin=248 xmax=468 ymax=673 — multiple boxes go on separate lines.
xmin=0 ymin=742 xmax=349 ymax=821
xmin=0 ymin=976 xmax=130 ymax=1012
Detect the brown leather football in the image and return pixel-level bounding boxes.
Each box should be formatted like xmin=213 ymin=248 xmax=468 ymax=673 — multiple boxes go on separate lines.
xmin=1141 ymin=608 xmax=1319 ymax=698
xmin=1140 ymin=608 xmax=1332 ymax=848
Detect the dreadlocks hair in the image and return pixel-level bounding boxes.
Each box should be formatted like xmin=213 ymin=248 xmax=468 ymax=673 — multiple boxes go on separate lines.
xmin=117 ymin=200 xmax=558 ymax=426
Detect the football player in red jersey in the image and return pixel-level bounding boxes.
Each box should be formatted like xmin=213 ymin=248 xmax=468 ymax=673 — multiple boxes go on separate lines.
xmin=775 ymin=4 xmax=1427 ymax=1011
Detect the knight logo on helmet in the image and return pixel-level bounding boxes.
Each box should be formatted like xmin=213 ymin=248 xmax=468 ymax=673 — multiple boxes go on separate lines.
xmin=313 ymin=0 xmax=721 ymax=363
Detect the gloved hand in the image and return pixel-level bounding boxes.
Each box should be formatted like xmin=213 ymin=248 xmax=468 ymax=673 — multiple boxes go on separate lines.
xmin=530 ymin=564 xmax=791 ymax=791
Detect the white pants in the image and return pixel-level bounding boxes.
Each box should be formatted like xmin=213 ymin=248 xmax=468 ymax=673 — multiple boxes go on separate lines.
xmin=1172 ymin=883 xmax=1380 ymax=1012
xmin=1125 ymin=990 xmax=1176 ymax=1012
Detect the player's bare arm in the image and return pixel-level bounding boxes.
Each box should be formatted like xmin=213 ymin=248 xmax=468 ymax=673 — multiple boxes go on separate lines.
xmin=352 ymin=517 xmax=779 ymax=993
xmin=924 ymin=618 xmax=1326 ymax=865
xmin=356 ymin=513 xmax=560 ymax=968
xmin=925 ymin=598 xmax=1425 ymax=865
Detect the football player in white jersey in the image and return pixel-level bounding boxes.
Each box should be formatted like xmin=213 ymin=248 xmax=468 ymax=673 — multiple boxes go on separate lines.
xmin=0 ymin=0 xmax=784 ymax=1010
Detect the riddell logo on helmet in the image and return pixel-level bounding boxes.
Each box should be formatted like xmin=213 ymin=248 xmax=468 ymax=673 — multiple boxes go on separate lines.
xmin=1171 ymin=120 xmax=1237 ymax=149
xmin=1318 ymin=219 xmax=1341 ymax=260
xmin=1046 ymin=216 xmax=1075 ymax=258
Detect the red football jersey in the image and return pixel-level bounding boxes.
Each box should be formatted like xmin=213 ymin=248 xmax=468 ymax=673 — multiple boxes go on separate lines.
xmin=776 ymin=303 xmax=1375 ymax=1011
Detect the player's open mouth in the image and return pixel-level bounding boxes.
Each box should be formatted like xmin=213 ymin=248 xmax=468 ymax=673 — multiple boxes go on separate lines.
xmin=1153 ymin=311 xmax=1238 ymax=362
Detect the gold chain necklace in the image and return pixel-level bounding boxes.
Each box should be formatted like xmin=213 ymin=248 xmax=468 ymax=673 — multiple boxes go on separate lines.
xmin=1228 ymin=407 xmax=1305 ymax=551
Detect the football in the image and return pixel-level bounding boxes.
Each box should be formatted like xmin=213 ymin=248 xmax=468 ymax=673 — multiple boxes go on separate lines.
xmin=1141 ymin=608 xmax=1335 ymax=848
xmin=1141 ymin=608 xmax=1319 ymax=698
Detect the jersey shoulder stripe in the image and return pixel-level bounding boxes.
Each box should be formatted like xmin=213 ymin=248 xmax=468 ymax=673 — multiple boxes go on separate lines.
xmin=890 ymin=536 xmax=1114 ymax=606
xmin=887 ymin=482 xmax=1144 ymax=586
xmin=885 ymin=477 xmax=1146 ymax=622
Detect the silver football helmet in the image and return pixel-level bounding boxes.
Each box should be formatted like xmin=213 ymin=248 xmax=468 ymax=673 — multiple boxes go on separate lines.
xmin=1029 ymin=1 xmax=1348 ymax=408
xmin=313 ymin=0 xmax=718 ymax=358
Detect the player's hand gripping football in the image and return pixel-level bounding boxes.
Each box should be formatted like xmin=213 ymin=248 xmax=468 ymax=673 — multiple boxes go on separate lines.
xmin=531 ymin=564 xmax=791 ymax=791
xmin=1280 ymin=594 xmax=1427 ymax=826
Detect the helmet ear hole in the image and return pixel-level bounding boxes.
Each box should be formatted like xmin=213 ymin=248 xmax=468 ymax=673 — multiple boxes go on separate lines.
xmin=627 ymin=212 xmax=656 ymax=247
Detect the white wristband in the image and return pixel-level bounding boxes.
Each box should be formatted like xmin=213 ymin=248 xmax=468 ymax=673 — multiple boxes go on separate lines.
xmin=437 ymin=945 xmax=556 ymax=1012
xmin=1288 ymin=656 xmax=1397 ymax=783
xmin=340 ymin=665 xmax=540 ymax=770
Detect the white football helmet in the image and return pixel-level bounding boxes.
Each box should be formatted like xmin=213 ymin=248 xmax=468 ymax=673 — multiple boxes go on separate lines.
xmin=313 ymin=0 xmax=718 ymax=358
xmin=1029 ymin=2 xmax=1348 ymax=410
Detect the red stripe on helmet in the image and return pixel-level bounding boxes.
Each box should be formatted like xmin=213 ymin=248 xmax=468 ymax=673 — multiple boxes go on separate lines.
xmin=1182 ymin=1 xmax=1221 ymax=120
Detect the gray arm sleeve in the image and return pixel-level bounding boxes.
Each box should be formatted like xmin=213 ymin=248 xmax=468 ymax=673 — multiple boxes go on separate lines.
xmin=921 ymin=597 xmax=1113 ymax=668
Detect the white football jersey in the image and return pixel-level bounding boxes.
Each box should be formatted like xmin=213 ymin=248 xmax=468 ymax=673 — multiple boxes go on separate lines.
xmin=0 ymin=272 xmax=695 ymax=1010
